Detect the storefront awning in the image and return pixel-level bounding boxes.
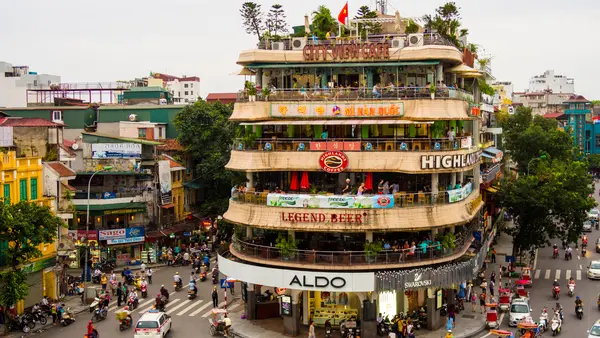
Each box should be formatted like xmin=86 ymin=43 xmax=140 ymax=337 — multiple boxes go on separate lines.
xmin=75 ymin=202 xmax=147 ymax=216
xmin=484 ymin=147 xmax=503 ymax=155
xmin=482 ymin=153 xmax=495 ymax=159
xmin=485 ymin=186 xmax=499 ymax=193
xmin=246 ymin=61 xmax=439 ymax=69
xmin=183 ymin=181 xmax=202 ymax=189
xmin=161 ymin=203 xmax=175 ymax=209
xmin=241 ymin=120 xmax=433 ymax=126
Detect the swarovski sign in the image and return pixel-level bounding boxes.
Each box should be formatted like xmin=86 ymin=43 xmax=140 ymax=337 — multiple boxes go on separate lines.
xmin=404 ymin=272 xmax=432 ymax=289
xmin=420 ymin=151 xmax=482 ymax=170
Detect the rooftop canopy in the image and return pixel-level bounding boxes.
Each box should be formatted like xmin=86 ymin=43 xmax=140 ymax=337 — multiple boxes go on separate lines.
xmin=81 ymin=132 xmax=163 ymax=145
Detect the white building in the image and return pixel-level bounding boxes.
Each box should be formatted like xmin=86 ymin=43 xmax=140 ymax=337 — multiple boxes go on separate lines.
xmin=528 ymin=70 xmax=574 ymax=94
xmin=0 ymin=62 xmax=61 ymax=107
xmin=165 ymin=76 xmax=200 ymax=104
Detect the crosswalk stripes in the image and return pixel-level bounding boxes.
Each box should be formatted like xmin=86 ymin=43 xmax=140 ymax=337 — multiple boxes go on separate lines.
xmin=167 ymin=299 xmax=192 ymax=313
xmin=177 ymin=300 xmax=204 ymax=316
xmin=533 ymin=269 xmax=582 ymax=280
xmin=555 ymin=269 xmax=561 ymax=280
xmin=101 ymin=296 xmax=240 ymax=318
xmin=534 ymin=269 xmax=541 ymax=279
xmin=189 ymin=302 xmax=213 ymax=317
xmin=577 ymin=270 xmax=582 ymax=280
xmin=201 ymin=301 xmax=228 ymax=317
xmin=544 ymin=270 xmax=551 ymax=279
xmin=565 ymin=270 xmax=571 ymax=280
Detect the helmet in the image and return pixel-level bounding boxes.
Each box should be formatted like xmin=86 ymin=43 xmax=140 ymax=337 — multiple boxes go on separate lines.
xmin=124 ymin=306 xmax=129 ymax=310
xmin=554 ymin=279 xmax=557 ymax=282
xmin=176 ymin=272 xmax=179 ymax=275
xmin=576 ymin=296 xmax=580 ymax=299
xmin=161 ymin=285 xmax=164 ymax=288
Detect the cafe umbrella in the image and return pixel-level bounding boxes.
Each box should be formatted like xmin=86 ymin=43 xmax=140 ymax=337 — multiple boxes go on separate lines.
xmin=290 ymin=171 xmax=299 ymax=191
xmin=300 ymin=171 xmax=309 ymax=190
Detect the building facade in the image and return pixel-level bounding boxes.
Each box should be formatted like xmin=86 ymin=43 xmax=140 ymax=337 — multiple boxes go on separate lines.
xmin=218 ymin=23 xmax=491 ymax=335
xmin=528 ymin=70 xmax=574 ymax=94
xmin=512 ymin=91 xmax=573 ymax=116
xmin=0 ymin=62 xmax=60 ymax=108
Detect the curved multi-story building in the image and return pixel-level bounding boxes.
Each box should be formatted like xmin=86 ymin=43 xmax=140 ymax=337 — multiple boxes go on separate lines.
xmin=219 ymin=25 xmax=489 ymax=335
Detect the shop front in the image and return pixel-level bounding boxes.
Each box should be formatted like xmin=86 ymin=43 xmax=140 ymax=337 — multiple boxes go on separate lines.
xmin=98 ymin=227 xmax=146 ymax=266
xmin=219 ymin=252 xmax=375 ymax=336
xmin=67 ymin=230 xmax=99 ymax=269
xmin=17 ymin=256 xmax=57 ymax=313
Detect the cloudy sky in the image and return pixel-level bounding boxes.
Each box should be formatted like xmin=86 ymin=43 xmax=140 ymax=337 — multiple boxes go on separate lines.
xmin=2 ymin=0 xmax=599 ymax=99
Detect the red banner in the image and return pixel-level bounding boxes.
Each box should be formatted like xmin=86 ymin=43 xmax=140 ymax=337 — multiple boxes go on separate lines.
xmin=310 ymin=141 xmax=361 ymax=151
xmin=68 ymin=230 xmax=98 ymax=241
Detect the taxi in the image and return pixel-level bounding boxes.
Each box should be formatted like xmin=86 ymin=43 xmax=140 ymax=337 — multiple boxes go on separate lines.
xmin=134 ymin=310 xmax=171 ymax=338
xmin=588 ymin=319 xmax=600 ymax=338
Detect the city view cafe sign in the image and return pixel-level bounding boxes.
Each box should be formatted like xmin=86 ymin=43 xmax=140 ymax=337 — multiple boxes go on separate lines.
xmin=303 ymin=41 xmax=390 ymax=61
xmin=420 ymin=150 xmax=482 ymax=170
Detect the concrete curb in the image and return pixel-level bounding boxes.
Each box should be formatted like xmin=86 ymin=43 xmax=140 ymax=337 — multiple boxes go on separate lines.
xmin=459 ymin=321 xmax=487 ymax=338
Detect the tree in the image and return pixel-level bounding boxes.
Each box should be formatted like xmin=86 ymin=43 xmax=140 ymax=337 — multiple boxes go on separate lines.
xmin=404 ymin=19 xmax=420 ymax=34
xmin=240 ymin=2 xmax=264 ymax=41
xmin=174 ymin=101 xmax=246 ymax=216
xmin=265 ymin=4 xmax=288 ymax=37
xmin=354 ymin=6 xmax=382 ymax=39
xmin=0 ymin=201 xmax=63 ymax=334
xmin=311 ymin=5 xmax=337 ymax=39
xmin=422 ymin=2 xmax=468 ymax=47
xmin=501 ymin=106 xmax=573 ymax=173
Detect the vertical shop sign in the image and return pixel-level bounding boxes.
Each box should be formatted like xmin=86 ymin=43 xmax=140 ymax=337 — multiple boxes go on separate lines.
xmin=158 ymin=160 xmax=172 ymax=204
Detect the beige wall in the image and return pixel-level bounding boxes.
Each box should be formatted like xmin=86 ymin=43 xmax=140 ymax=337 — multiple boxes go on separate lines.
xmin=226 ymin=148 xmax=481 ymax=173
xmin=231 ymin=99 xmax=471 ymax=121
xmin=13 ymin=127 xmax=50 ymax=158
xmin=224 ymin=191 xmax=482 ymax=232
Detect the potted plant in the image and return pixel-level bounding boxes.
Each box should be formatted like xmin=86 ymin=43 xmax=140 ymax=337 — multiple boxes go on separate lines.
xmin=275 ymin=234 xmax=297 ymax=260
xmin=364 ymin=240 xmax=384 ymax=263
xmin=430 ymin=83 xmax=436 ymax=100
xmin=435 ymin=232 xmax=457 ymax=252
xmin=262 ymin=87 xmax=271 ymax=101
xmin=245 ymin=81 xmax=257 ymax=102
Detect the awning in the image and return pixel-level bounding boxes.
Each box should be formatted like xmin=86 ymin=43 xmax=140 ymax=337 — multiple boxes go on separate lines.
xmin=184 ymin=181 xmax=201 ymax=189
xmin=448 ymin=64 xmax=479 ymax=73
xmin=240 ymin=120 xmax=433 ymax=126
xmin=161 ymin=203 xmax=175 ymax=209
xmin=246 ymin=61 xmax=439 ymax=69
xmin=484 ymin=147 xmax=503 ymax=155
xmin=485 ymin=186 xmax=499 ymax=193
xmin=482 ymin=153 xmax=495 ymax=159
xmin=75 ymin=202 xmax=147 ymax=216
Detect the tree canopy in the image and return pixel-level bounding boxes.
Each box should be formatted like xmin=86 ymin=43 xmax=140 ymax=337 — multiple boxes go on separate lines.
xmin=265 ymin=4 xmax=288 ymax=37
xmin=174 ymin=101 xmax=246 ymax=216
xmin=354 ymin=6 xmax=381 ymax=39
xmin=311 ymin=5 xmax=337 ymax=39
xmin=240 ymin=2 xmax=264 ymax=41
xmin=422 ymin=2 xmax=468 ymax=47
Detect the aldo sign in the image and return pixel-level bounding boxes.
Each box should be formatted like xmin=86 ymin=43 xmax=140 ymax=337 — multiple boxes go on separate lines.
xmin=289 ymin=275 xmax=347 ymax=289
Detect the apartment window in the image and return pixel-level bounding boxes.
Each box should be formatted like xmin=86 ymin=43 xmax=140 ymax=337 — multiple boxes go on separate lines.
xmin=184 ymin=91 xmax=189 ymax=96
xmin=190 ymin=83 xmax=194 ymax=88
xmin=595 ymin=135 xmax=600 ymax=148
xmin=158 ymin=127 xmax=163 ymax=138
xmin=33 ymin=80 xmax=38 ymax=87
xmin=138 ymin=128 xmax=147 ymax=138
xmin=190 ymin=91 xmax=194 ymax=95
xmin=52 ymin=110 xmax=63 ymax=121
xmin=30 ymin=178 xmax=37 ymax=200
xmin=178 ymin=91 xmax=181 ymax=97
xmin=3 ymin=184 xmax=10 ymax=204
xmin=184 ymin=84 xmax=189 ymax=88
xmin=177 ymin=171 xmax=181 ymax=181
xmin=19 ymin=179 xmax=27 ymax=201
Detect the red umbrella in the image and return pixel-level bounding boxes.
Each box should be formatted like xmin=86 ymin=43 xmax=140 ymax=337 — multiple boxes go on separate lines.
xmin=364 ymin=173 xmax=373 ymax=190
xmin=289 ymin=172 xmax=299 ymax=191
xmin=300 ymin=171 xmax=309 ymax=190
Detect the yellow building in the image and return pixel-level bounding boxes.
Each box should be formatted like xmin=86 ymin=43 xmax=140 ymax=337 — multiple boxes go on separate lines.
xmin=166 ymin=156 xmax=186 ymax=222
xmin=0 ymin=151 xmax=58 ymax=312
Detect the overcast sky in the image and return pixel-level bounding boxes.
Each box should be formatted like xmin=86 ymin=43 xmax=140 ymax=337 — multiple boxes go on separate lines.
xmin=2 ymin=0 xmax=599 ymax=99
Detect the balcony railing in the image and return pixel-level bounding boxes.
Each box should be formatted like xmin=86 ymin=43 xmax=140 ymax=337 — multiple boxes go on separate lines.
xmin=232 ymin=183 xmax=475 ymax=208
xmin=256 ymin=33 xmax=457 ymax=50
xmin=238 ymin=86 xmax=474 ymax=103
xmin=74 ymin=191 xmax=145 ymax=199
xmin=235 ymin=136 xmax=474 ymax=152
xmin=231 ymin=234 xmax=473 ymax=268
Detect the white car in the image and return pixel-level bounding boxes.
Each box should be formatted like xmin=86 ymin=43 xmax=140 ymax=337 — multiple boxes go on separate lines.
xmin=588 ymin=208 xmax=599 ymax=220
xmin=134 ymin=310 xmax=171 ymax=338
xmin=583 ymin=220 xmax=594 ymax=232
xmin=509 ymin=299 xmax=531 ymax=327
xmin=588 ymin=319 xmax=600 ymax=338
xmin=588 ymin=261 xmax=600 ymax=280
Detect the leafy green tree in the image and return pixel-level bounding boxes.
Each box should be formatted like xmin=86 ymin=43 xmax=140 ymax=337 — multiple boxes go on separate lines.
xmin=265 ymin=4 xmax=288 ymax=37
xmin=499 ymin=160 xmax=595 ymax=254
xmin=354 ymin=6 xmax=382 ymax=39
xmin=0 ymin=201 xmax=63 ymax=334
xmin=404 ymin=19 xmax=420 ymax=34
xmin=311 ymin=5 xmax=337 ymax=39
xmin=240 ymin=2 xmax=264 ymax=41
xmin=422 ymin=2 xmax=468 ymax=47
xmin=501 ymin=106 xmax=573 ymax=173
xmin=588 ymin=154 xmax=600 ymax=170
xmin=174 ymin=101 xmax=246 ymax=216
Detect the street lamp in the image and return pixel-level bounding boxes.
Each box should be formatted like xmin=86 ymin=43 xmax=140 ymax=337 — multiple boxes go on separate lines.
xmin=82 ymin=165 xmax=112 ymax=304
xmin=527 ymin=155 xmax=548 ymax=175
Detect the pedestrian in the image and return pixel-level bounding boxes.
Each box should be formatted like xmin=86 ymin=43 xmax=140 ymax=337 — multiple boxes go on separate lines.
xmin=448 ymin=305 xmax=456 ymax=326
xmin=446 ymin=316 xmax=454 ymax=332
xmin=101 ymin=273 xmax=107 ymax=291
xmin=489 ymin=279 xmax=495 ymax=297
xmin=466 ymin=281 xmax=473 ymax=301
xmin=470 ymin=292 xmax=477 ymax=312
xmin=491 ymin=248 xmax=497 ymax=263
xmin=117 ymin=282 xmax=123 ymax=307
xmin=479 ymin=292 xmax=486 ymax=314
xmin=146 ymin=268 xmax=153 ymax=284
xmin=212 ymin=286 xmax=219 ymax=308
xmin=140 ymin=262 xmax=146 ymax=274
xmin=56 ymin=303 xmax=63 ymax=323
xmin=308 ymin=320 xmax=316 ymax=338
xmin=480 ymin=279 xmax=487 ymax=294
xmin=230 ymin=282 xmax=235 ymax=296
xmin=51 ymin=302 xmax=57 ymax=325
xmin=490 ymin=271 xmax=496 ymax=284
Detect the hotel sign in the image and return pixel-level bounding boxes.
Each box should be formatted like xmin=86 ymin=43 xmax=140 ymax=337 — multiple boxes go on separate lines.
xmin=420 ymin=151 xmax=482 ymax=169
xmin=270 ymin=102 xmax=404 ymax=118
xmin=303 ymin=42 xmax=390 ymax=61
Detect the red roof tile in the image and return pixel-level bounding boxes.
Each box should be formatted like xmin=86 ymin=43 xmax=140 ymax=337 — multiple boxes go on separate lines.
xmin=63 ymin=139 xmax=75 ymax=148
xmin=543 ymin=112 xmax=564 ymax=119
xmin=157 ymin=139 xmax=183 ymax=151
xmin=564 ymin=95 xmax=590 ymax=103
xmin=180 ymin=77 xmax=200 ymax=82
xmin=62 ymin=183 xmax=77 ymax=192
xmin=0 ymin=117 xmax=63 ymax=127
xmin=60 ymin=144 xmax=76 ymax=157
xmin=47 ymin=162 xmax=76 ymax=178
xmin=206 ymin=93 xmax=237 ymax=101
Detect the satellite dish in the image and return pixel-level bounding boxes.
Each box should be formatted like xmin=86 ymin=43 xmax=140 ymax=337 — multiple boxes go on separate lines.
xmin=129 ymin=114 xmax=137 ymax=121
xmin=71 ymin=143 xmax=79 ymax=150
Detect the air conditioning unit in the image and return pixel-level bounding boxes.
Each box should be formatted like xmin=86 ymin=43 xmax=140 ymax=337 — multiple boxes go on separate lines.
xmin=271 ymin=42 xmax=285 ymax=50
xmin=291 ymin=37 xmax=307 ymax=50
xmin=408 ymin=33 xmax=424 ymax=47
xmin=391 ymin=37 xmax=406 ymax=49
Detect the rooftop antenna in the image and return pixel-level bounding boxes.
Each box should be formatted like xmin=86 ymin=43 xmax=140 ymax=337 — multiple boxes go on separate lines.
xmin=376 ymin=0 xmax=387 ymax=15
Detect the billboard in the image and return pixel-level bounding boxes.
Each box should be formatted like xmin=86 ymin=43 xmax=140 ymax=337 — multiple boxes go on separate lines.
xmin=158 ymin=160 xmax=172 ymax=204
xmin=267 ymin=194 xmax=394 ymax=209
xmin=270 ymin=102 xmax=404 ymax=118
xmin=91 ymin=143 xmax=142 ymax=159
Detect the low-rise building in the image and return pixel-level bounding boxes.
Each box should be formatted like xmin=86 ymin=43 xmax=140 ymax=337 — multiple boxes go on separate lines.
xmin=0 ymin=62 xmax=60 ymax=108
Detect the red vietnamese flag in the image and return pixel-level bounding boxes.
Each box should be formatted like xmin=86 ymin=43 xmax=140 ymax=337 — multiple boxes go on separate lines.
xmin=338 ymin=2 xmax=349 ymax=25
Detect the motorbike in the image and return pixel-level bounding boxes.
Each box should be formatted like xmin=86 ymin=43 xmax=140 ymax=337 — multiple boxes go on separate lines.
xmin=568 ymin=284 xmax=575 ymax=297
xmin=92 ymin=307 xmax=108 ymax=322
xmin=377 ymin=319 xmax=391 ymax=336
xmin=9 ymin=315 xmax=34 ymax=333
xmin=553 ymin=286 xmax=560 ymax=300
xmin=141 ymin=284 xmax=147 ymax=298
xmin=89 ymin=297 xmax=100 ymax=313
xmin=174 ymin=281 xmax=182 ymax=292
xmin=539 ymin=314 xmax=548 ymax=333
xmin=565 ymin=251 xmax=572 ymax=261
xmin=155 ymin=300 xmax=166 ymax=312
xmin=92 ymin=274 xmax=101 ymax=284
xmin=28 ymin=308 xmax=48 ymax=325
xmin=440 ymin=303 xmax=448 ymax=316
xmin=583 ymin=247 xmax=587 ymax=257
xmin=325 ymin=320 xmax=333 ymax=338
xmin=124 ymin=274 xmax=134 ymax=285
xmin=84 ymin=328 xmax=99 ymax=338
xmin=117 ymin=311 xmax=132 ymax=331
xmin=551 ymin=318 xmax=561 ymax=336
xmin=188 ymin=288 xmax=197 ymax=300
xmin=576 ymin=304 xmax=584 ymax=319
xmin=553 ymin=247 xmax=559 ymax=259
xmin=199 ymin=272 xmax=207 ymax=282
xmin=61 ymin=308 xmax=76 ymax=326
xmin=127 ymin=296 xmax=139 ymax=310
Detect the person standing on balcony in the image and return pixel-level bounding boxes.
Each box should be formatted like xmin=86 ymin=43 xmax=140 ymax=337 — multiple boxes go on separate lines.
xmin=342 ymin=178 xmax=352 ymax=195
xmin=383 ymin=181 xmax=390 ymax=194
xmin=357 ymin=183 xmax=365 ymax=196
xmin=378 ymin=180 xmax=384 ymax=194
xmin=373 ymin=84 xmax=382 ymax=99
xmin=447 ymin=127 xmax=456 ymax=141
xmin=392 ymin=182 xmax=400 ymax=194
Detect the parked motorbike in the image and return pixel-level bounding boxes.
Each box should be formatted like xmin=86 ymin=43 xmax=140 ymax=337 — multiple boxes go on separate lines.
xmin=61 ymin=308 xmax=76 ymax=326
xmin=324 ymin=319 xmax=333 ymax=338
xmin=28 ymin=308 xmax=48 ymax=325
xmin=9 ymin=315 xmax=34 ymax=333
xmin=92 ymin=274 xmax=101 ymax=284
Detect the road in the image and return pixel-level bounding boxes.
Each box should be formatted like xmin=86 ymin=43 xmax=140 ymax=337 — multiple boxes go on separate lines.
xmin=474 ymin=185 xmax=600 ymax=338
xmin=26 ymin=261 xmax=243 ymax=338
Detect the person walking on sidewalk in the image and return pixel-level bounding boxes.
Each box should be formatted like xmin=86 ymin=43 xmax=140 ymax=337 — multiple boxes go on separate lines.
xmin=117 ymin=282 xmax=123 ymax=307
xmin=491 ymin=248 xmax=497 ymax=263
xmin=146 ymin=268 xmax=153 ymax=284
xmin=211 ymin=286 xmax=219 ymax=308
xmin=471 ymin=292 xmax=477 ymax=312
xmin=489 ymin=279 xmax=495 ymax=297
xmin=308 ymin=320 xmax=316 ymax=338
xmin=479 ymin=292 xmax=487 ymax=314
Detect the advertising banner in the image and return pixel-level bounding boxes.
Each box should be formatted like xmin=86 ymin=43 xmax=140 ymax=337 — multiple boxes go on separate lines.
xmin=91 ymin=143 xmax=142 ymax=159
xmin=460 ymin=136 xmax=472 ymax=149
xmin=270 ymin=102 xmax=404 ymax=118
xmin=99 ymin=226 xmax=145 ymax=241
xmin=267 ymin=193 xmax=394 ymax=209
xmin=158 ymin=160 xmax=172 ymax=204
xmin=67 ymin=230 xmax=98 ymax=242
xmin=447 ymin=182 xmax=473 ymax=203
xmin=106 ymin=237 xmax=145 ymax=245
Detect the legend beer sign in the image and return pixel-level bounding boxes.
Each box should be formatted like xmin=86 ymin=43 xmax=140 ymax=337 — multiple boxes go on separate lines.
xmin=303 ymin=42 xmax=390 ymax=61
xmin=421 ymin=151 xmax=482 ymax=170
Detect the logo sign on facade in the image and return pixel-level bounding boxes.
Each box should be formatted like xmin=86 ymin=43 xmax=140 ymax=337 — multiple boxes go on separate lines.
xmin=281 ymin=212 xmax=366 ymax=224
xmin=68 ymin=230 xmax=98 ymax=242
xmin=420 ymin=151 xmax=482 ymax=170
xmin=303 ymin=42 xmax=390 ymax=61
xmin=270 ymin=102 xmax=404 ymax=119
xmin=267 ymin=193 xmax=394 ymax=209
xmin=404 ymin=272 xmax=432 ymax=289
xmin=99 ymin=227 xmax=145 ymax=241
xmin=158 ymin=160 xmax=173 ymax=204
xmin=319 ymin=151 xmax=349 ymax=173
xmin=106 ymin=236 xmax=145 ymax=245
xmin=91 ymin=143 xmax=142 ymax=159
xmin=289 ymin=275 xmax=347 ymax=289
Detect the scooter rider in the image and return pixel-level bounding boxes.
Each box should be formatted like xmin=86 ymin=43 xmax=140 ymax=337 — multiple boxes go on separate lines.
xmin=553 ymin=279 xmax=560 ymax=288
xmin=555 ymin=302 xmax=563 ymax=321
xmin=553 ymin=244 xmax=559 ymax=257
xmin=540 ymin=308 xmax=549 ymax=330
xmin=160 ymin=285 xmax=169 ymax=300
xmin=128 ymin=289 xmax=139 ymax=307
xmin=173 ymin=272 xmax=182 ymax=288
xmin=575 ymin=296 xmax=584 ymax=310
xmin=583 ymin=235 xmax=588 ymax=248
xmin=189 ymin=277 xmax=197 ymax=295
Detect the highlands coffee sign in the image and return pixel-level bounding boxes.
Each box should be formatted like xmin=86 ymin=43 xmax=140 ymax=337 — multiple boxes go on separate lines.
xmin=303 ymin=42 xmax=390 ymax=61
xmin=420 ymin=151 xmax=482 ymax=170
